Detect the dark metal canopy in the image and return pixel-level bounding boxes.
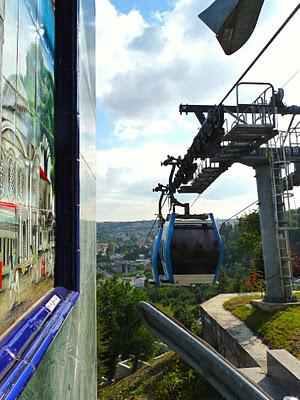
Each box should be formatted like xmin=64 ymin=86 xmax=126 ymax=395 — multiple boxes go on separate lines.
xmin=199 ymin=0 xmax=264 ymax=55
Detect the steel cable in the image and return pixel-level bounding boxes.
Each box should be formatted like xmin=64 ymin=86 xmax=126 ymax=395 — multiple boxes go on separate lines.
xmin=219 ymin=3 xmax=300 ymax=105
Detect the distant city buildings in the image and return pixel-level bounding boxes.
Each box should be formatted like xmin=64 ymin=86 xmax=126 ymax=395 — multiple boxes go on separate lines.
xmin=97 ymin=243 xmax=109 ymax=257
xmin=130 ymin=275 xmax=147 ymax=288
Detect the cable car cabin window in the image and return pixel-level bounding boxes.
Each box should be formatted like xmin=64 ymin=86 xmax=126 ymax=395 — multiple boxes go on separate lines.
xmin=157 ymin=214 xmax=222 ymax=285
xmin=0 ymin=0 xmax=55 ymax=336
xmin=170 ymin=222 xmax=219 ymax=275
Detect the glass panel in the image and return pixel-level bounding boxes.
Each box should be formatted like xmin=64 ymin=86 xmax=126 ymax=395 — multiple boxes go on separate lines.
xmin=0 ymin=0 xmax=55 ymax=335
xmin=2 ymin=0 xmax=18 ymax=89
xmin=79 ymin=0 xmax=96 ymax=174
xmin=38 ymin=0 xmax=54 ymax=57
xmin=25 ymin=0 xmax=38 ymax=24
xmin=18 ymin=0 xmax=38 ymax=113
xmin=36 ymin=37 xmax=54 ymax=148
xmin=0 ymin=1 xmax=4 ymax=18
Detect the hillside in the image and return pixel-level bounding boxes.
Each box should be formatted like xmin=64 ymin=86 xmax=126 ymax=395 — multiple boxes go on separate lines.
xmin=96 ymin=218 xmax=237 ymax=244
xmin=224 ymin=293 xmax=300 ymax=359
xmin=97 ymin=220 xmax=156 ymax=243
xmin=98 ymin=352 xmax=224 ymax=400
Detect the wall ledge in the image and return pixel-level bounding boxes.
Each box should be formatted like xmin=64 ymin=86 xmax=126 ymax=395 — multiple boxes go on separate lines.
xmin=0 ymin=287 xmax=79 ymax=399
xmin=267 ymin=349 xmax=300 ymax=397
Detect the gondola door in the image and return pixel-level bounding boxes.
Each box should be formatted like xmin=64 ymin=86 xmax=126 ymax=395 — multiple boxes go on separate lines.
xmin=160 ymin=212 xmax=223 ymax=285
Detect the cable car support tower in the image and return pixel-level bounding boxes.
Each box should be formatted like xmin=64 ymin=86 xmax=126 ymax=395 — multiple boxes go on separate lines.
xmin=155 ymin=82 xmax=300 ymax=303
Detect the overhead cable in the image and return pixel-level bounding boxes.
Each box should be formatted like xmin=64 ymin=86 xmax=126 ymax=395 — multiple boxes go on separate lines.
xmin=282 ymin=68 xmax=300 ymax=88
xmin=162 ymin=4 xmax=300 ymax=213
xmin=143 ymin=217 xmax=158 ymax=246
xmin=143 ymin=195 xmax=168 ymax=246
xmin=190 ymin=193 xmax=201 ymax=209
xmin=189 ymin=5 xmax=300 ymax=211
xmin=220 ymin=3 xmax=300 ymax=105
xmin=217 ymin=200 xmax=259 ymax=228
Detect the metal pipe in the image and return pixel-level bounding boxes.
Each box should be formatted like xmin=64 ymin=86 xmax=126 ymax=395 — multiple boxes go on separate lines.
xmin=139 ymin=301 xmax=272 ymax=400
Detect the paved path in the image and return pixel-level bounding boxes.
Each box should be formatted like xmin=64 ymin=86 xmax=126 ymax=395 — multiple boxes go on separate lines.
xmin=201 ymin=293 xmax=269 ymax=370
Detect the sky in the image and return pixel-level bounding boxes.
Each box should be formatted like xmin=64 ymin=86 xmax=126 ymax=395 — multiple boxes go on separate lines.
xmin=96 ymin=0 xmax=300 ymax=221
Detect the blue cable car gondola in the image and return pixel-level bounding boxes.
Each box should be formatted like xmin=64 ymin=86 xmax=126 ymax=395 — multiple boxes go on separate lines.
xmin=151 ymin=212 xmax=223 ymax=285
xmin=151 ymin=165 xmax=223 ymax=286
xmin=151 ymin=226 xmax=164 ymax=286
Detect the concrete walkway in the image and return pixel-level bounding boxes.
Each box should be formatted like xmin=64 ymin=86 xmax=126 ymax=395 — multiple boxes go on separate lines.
xmin=201 ymin=293 xmax=269 ymax=370
xmin=200 ymin=293 xmax=292 ymax=399
xmin=239 ymin=367 xmax=287 ymax=400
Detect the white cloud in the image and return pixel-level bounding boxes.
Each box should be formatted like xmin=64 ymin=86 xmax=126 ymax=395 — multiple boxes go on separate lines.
xmin=96 ymin=0 xmax=300 ymax=221
xmin=96 ymin=0 xmax=238 ymax=123
xmin=97 ymin=140 xmax=184 ymax=182
xmin=96 ymin=141 xmax=259 ymax=221
xmin=114 ymin=119 xmax=174 ymax=140
xmin=190 ymin=195 xmax=259 ymax=222
xmin=97 ymin=0 xmax=300 ymax=121
xmin=96 ymin=0 xmax=146 ymax=96
xmin=97 ymin=196 xmax=158 ymax=221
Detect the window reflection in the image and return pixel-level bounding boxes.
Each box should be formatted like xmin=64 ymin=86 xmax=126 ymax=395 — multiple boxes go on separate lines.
xmin=2 ymin=1 xmax=18 ymax=89
xmin=0 ymin=0 xmax=55 ymax=335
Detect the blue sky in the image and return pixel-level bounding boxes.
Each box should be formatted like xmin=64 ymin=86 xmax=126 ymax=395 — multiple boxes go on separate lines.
xmin=97 ymin=0 xmax=173 ymax=151
xmin=96 ymin=0 xmax=300 ymax=221
xmin=110 ymin=0 xmax=173 ymax=19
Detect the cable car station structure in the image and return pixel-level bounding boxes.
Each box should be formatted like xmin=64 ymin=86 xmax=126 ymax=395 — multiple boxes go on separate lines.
xmin=153 ymin=82 xmax=300 ymax=304
xmin=147 ymin=3 xmax=300 ymax=400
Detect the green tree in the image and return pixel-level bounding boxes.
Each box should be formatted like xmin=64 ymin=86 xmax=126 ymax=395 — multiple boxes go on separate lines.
xmin=217 ymin=268 xmax=233 ymax=293
xmin=152 ymin=354 xmax=223 ymax=400
xmin=231 ymin=264 xmax=245 ymax=292
xmin=106 ymin=236 xmax=117 ymax=257
xmin=22 ymin=44 xmax=54 ymax=154
xmin=97 ymin=278 xmax=154 ymax=381
xmin=173 ymin=304 xmax=199 ymax=331
xmin=97 ymin=321 xmax=109 ymax=382
xmin=236 ymin=210 xmax=263 ymax=273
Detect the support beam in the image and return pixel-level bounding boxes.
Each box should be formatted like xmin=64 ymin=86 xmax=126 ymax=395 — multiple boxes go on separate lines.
xmin=179 ymin=103 xmax=300 ymax=116
xmin=255 ymin=164 xmax=292 ymax=302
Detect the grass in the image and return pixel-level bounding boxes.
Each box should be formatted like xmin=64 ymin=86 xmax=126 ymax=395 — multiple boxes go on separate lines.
xmin=98 ymin=352 xmax=224 ymax=400
xmin=223 ymin=293 xmax=300 ymax=359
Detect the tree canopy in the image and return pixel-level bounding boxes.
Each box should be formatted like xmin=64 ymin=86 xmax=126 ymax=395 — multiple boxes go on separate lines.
xmin=97 ymin=278 xmax=154 ymax=381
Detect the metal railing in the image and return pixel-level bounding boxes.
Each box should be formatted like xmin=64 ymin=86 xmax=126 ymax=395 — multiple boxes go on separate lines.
xmin=139 ymin=301 xmax=272 ymax=400
xmin=235 ymin=82 xmax=276 ymax=127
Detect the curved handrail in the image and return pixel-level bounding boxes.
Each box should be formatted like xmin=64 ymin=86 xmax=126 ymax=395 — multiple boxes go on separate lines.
xmin=139 ymin=301 xmax=272 ymax=400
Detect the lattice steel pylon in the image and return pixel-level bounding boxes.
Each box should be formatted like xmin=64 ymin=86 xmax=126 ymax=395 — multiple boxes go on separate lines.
xmin=269 ymin=127 xmax=299 ymax=299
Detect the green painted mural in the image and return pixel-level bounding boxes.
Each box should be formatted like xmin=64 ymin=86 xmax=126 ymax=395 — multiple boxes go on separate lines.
xmin=20 ymin=0 xmax=97 ymax=398
xmin=0 ymin=0 xmax=55 ymax=334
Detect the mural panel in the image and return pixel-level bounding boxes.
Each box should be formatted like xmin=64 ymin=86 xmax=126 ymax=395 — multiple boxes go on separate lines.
xmin=0 ymin=0 xmax=55 ymax=335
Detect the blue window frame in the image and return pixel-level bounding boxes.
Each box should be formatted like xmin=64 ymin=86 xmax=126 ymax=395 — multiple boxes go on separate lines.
xmin=0 ymin=1 xmax=80 ymax=398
